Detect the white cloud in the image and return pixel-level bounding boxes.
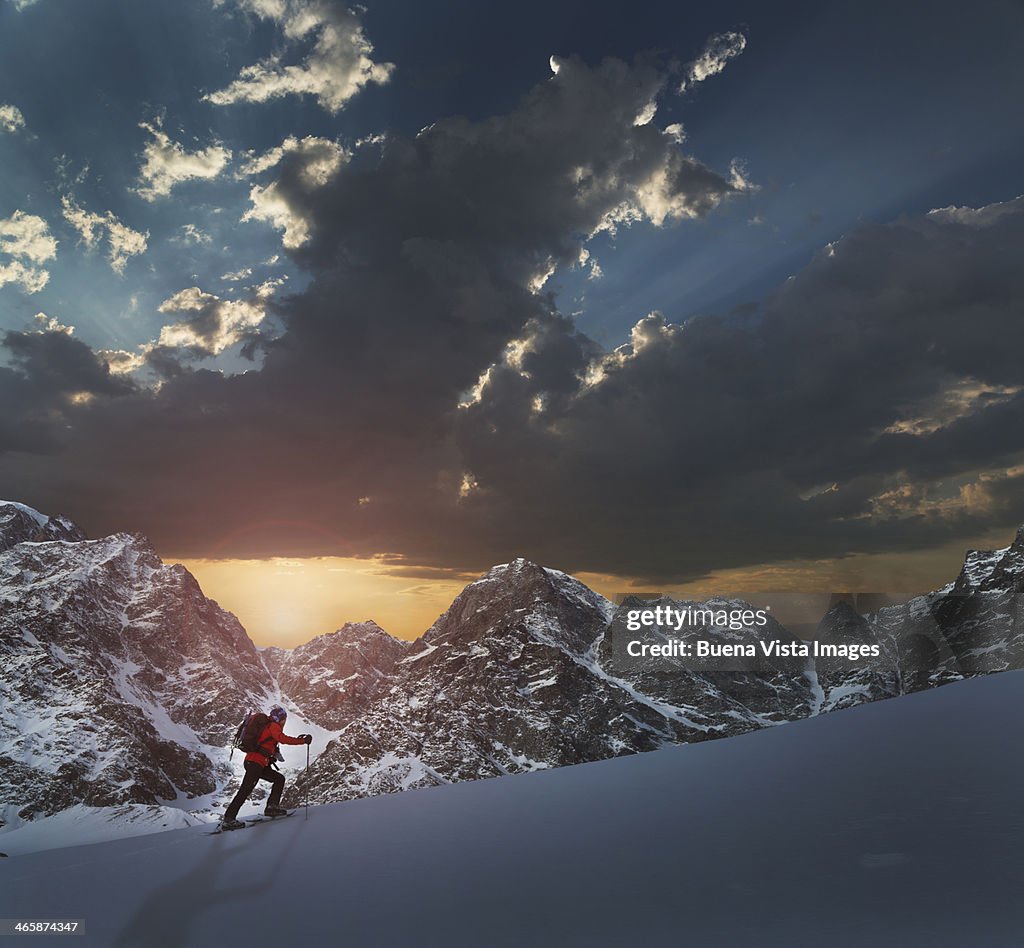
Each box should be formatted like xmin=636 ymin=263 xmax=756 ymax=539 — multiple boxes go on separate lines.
xmin=135 ymin=121 xmax=232 ymax=201
xmin=157 ymin=285 xmax=272 ymax=355
xmin=0 ymin=210 xmax=57 ymax=293
xmin=207 ymin=1 xmax=394 ymax=113
xmin=238 ymin=137 xmax=346 ymax=249
xmin=237 ymin=135 xmax=346 ymax=249
xmin=0 ymin=211 xmax=55 ymax=264
xmin=927 ymin=197 xmax=1023 ymax=228
xmin=0 ymin=104 xmax=26 ymax=134
xmin=221 ymin=266 xmax=253 ymax=282
xmin=239 ymin=134 xmax=346 ymax=183
xmin=11 ymin=0 xmax=41 ymax=10
xmin=680 ymin=31 xmax=747 ymax=93
xmin=593 ymin=151 xmax=752 ymax=234
xmin=173 ymin=223 xmax=213 ymax=245
xmin=242 ymin=181 xmax=311 ymax=248
xmin=32 ymin=312 xmax=74 ymax=335
xmin=98 ymin=348 xmax=149 ymax=375
xmin=61 ymin=197 xmax=149 ymax=275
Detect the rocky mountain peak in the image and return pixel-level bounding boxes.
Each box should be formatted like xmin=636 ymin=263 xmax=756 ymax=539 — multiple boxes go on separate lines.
xmin=332 ymin=619 xmax=394 ymax=642
xmin=951 ymin=526 xmax=1024 ymax=595
xmin=0 ymin=501 xmax=88 ymax=552
xmin=817 ymin=599 xmax=877 ymax=644
xmin=271 ymin=620 xmax=409 ymax=730
xmin=421 ymin=557 xmax=612 ymax=657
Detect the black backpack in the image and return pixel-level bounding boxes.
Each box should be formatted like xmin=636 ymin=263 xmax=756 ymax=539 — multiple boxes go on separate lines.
xmin=231 ymin=711 xmax=271 ymax=755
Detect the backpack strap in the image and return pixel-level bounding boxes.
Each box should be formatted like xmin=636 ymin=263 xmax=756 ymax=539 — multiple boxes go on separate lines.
xmin=254 ymin=724 xmax=277 ymax=762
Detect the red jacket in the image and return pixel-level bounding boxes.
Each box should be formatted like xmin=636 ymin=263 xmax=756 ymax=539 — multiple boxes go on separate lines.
xmin=245 ymin=720 xmax=305 ymax=766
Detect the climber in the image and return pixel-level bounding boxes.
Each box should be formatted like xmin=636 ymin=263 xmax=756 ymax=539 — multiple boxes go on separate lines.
xmin=221 ymin=704 xmax=311 ymax=830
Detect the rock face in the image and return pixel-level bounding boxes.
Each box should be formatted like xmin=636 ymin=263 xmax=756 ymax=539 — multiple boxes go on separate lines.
xmin=0 ymin=502 xmax=273 ymax=820
xmin=290 ymin=566 xmax=812 ymax=807
xmin=290 ymin=538 xmax=1024 ymax=807
xmin=927 ymin=528 xmax=1024 ymax=675
xmin=294 ymin=561 xmax=678 ymax=802
xmin=814 ymin=600 xmax=900 ymax=712
xmin=599 ymin=594 xmax=817 ymax=725
xmin=4 ymin=498 xmax=1024 ymax=827
xmin=271 ymin=621 xmax=410 ymax=729
xmin=0 ymin=502 xmax=86 ymax=552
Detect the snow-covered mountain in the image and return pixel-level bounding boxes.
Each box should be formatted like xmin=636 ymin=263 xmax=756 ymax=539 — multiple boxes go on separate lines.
xmin=813 ymin=599 xmax=901 ymax=712
xmin=293 ymin=563 xmax=820 ymax=805
xmin=0 ymin=500 xmax=86 ymax=551
xmin=3 ymin=498 xmax=1024 ymax=849
xmin=5 ymin=670 xmax=1022 ymax=947
xmin=881 ymin=527 xmax=1024 ymax=680
xmin=284 ymin=531 xmax=1024 ymax=807
xmin=263 ymin=620 xmax=410 ymax=730
xmin=0 ymin=503 xmax=273 ymax=822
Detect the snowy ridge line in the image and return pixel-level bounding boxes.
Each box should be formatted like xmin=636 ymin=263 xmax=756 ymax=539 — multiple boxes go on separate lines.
xmin=0 ymin=500 xmax=49 ymax=526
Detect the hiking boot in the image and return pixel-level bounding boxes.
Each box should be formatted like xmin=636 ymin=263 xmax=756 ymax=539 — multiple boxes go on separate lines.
xmin=264 ymin=805 xmax=288 ymax=817
xmin=221 ymin=818 xmax=245 ymax=831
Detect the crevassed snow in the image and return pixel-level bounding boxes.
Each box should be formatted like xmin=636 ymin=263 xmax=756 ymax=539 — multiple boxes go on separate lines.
xmin=3 ymin=671 xmax=1022 ymax=947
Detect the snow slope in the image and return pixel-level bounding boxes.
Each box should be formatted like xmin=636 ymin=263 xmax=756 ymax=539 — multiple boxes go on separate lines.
xmin=0 ymin=804 xmax=205 ymax=855
xmin=3 ymin=670 xmax=1022 ymax=947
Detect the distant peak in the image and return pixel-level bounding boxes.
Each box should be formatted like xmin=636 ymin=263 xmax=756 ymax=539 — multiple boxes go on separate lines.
xmin=484 ymin=557 xmax=545 ymax=578
xmin=337 ymin=619 xmax=387 ymax=636
xmin=0 ymin=500 xmax=49 ymax=526
xmin=824 ymin=598 xmax=863 ymax=619
xmin=0 ymin=501 xmax=88 ymax=551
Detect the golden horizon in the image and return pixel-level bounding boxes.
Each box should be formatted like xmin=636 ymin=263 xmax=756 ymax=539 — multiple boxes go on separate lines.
xmin=175 ymin=529 xmax=1004 ymax=649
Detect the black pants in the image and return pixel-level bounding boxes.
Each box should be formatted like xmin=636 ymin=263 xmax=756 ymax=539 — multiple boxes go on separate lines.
xmin=224 ymin=760 xmax=285 ymax=820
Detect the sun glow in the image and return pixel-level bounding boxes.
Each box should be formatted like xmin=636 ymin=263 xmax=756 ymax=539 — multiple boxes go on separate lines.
xmin=177 ymin=556 xmax=468 ymax=647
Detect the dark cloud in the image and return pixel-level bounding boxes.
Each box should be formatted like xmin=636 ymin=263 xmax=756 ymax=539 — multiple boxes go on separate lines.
xmin=4 ymin=326 xmax=134 ymax=397
xmin=0 ymin=323 xmax=135 ymax=458
xmin=2 ymin=52 xmax=1023 ymax=582
xmin=453 ymin=197 xmax=1024 ymax=577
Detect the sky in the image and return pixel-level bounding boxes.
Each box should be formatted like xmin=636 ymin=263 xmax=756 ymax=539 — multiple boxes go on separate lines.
xmin=2 ymin=0 xmax=1024 ymax=644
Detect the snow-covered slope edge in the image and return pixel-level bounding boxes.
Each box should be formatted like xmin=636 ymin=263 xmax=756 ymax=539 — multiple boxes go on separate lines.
xmin=4 ymin=670 xmax=1022 ymax=948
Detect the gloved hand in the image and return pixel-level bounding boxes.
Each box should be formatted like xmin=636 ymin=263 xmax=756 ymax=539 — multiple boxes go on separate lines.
xmin=303 ymin=734 xmax=313 ymax=744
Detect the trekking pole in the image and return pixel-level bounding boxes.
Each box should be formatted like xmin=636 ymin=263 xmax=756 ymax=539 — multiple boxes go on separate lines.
xmin=305 ymin=741 xmax=310 ymax=821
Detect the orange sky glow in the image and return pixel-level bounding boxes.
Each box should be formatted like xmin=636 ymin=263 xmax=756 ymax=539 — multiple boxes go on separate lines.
xmin=177 ymin=528 xmax=1004 ymax=648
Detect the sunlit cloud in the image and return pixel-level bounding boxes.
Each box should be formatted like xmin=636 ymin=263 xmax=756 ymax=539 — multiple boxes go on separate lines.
xmin=680 ymin=31 xmax=747 ymax=93
xmin=207 ymin=1 xmax=394 ymax=113
xmin=156 ymin=285 xmax=272 ymax=356
xmin=135 ymin=120 xmax=231 ymax=201
xmin=0 ymin=210 xmax=57 ymax=293
xmin=172 ymin=223 xmax=213 ymax=246
xmin=61 ymin=197 xmax=149 ymax=275
xmin=0 ymin=103 xmax=26 ymax=133
xmin=239 ymin=135 xmax=347 ymax=248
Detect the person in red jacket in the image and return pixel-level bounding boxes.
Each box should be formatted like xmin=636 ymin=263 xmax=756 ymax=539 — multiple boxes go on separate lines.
xmin=221 ymin=704 xmax=311 ymax=830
